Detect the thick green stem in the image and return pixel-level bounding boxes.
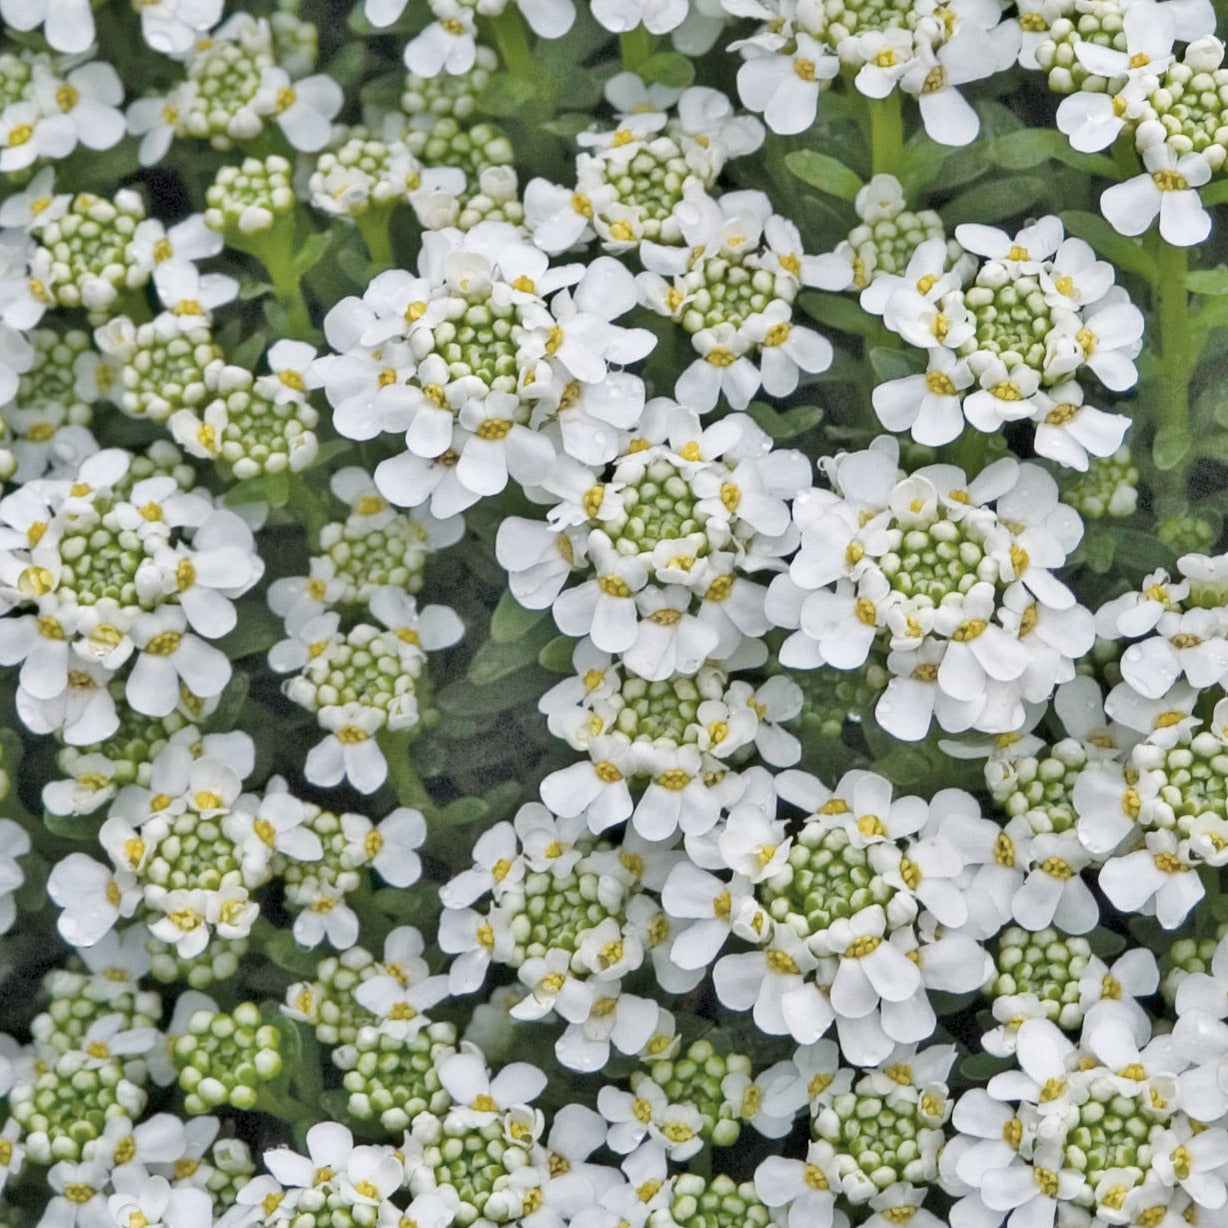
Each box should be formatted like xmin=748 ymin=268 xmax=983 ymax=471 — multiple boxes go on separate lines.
xmin=245 ymin=218 xmax=314 ymax=340
xmin=377 ymin=729 xmax=435 ymax=816
xmin=1149 ymin=235 xmax=1192 ymax=495
xmin=620 ymin=27 xmax=657 ymax=74
xmin=867 ymin=92 xmax=904 ymax=181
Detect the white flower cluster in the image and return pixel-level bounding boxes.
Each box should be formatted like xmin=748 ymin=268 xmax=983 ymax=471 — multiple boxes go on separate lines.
xmin=318 ymin=221 xmax=654 ymax=515
xmin=767 ymin=435 xmax=1093 ymax=739
xmin=868 ymin=215 xmax=1138 ymax=466
xmin=724 ymin=0 xmax=1020 ymax=143
xmin=1036 ymin=0 xmax=1227 ymax=243
xmin=0 ymin=448 xmax=262 ymax=743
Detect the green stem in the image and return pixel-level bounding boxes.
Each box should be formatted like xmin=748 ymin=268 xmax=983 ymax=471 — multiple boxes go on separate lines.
xmin=245 ymin=217 xmax=314 ymax=340
xmin=490 ymin=4 xmax=535 ymax=81
xmin=619 ymin=27 xmax=657 ymax=74
xmin=355 ymin=209 xmax=395 ymax=270
xmin=377 ymin=729 xmax=435 ymax=816
xmin=1149 ymin=233 xmax=1192 ymax=495
xmin=866 ymin=92 xmax=904 ymax=182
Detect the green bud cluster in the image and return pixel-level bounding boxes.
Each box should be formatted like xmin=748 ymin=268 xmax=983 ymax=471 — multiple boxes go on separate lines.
xmin=1063 ymin=1081 xmax=1165 ymax=1186
xmin=422 ymin=296 xmax=525 ymax=395
xmin=117 ymin=441 xmax=196 ymax=496
xmin=1060 ymin=446 xmax=1139 ymax=518
xmin=334 ymin=1022 xmax=456 ymax=1134
xmin=452 ymin=166 xmax=524 ymax=231
xmin=405 ymin=119 xmax=515 ymax=191
xmin=283 ymin=624 xmax=424 ymax=718
xmin=1134 ymin=730 xmax=1228 ymax=838
xmin=318 ymin=510 xmax=433 ymax=605
xmin=182 ymin=30 xmax=274 ymax=148
xmin=1034 ymin=2 xmax=1128 ymax=93
xmin=612 ymin=674 xmax=703 ymax=749
xmin=146 ymin=932 xmax=248 ymax=988
xmin=989 ymin=926 xmax=1093 ymax=1027
xmin=1141 ymin=61 xmax=1228 ymax=170
xmin=309 ymin=132 xmax=421 ymax=220
xmin=509 ymin=860 xmax=623 ymax=966
xmin=51 ymin=502 xmax=149 ymax=609
xmin=607 ymin=457 xmax=705 ymax=556
xmin=762 ymin=821 xmax=896 ymax=937
xmin=197 ymin=1137 xmax=257 ymax=1217
xmin=407 ymin=1107 xmax=533 ymax=1223
xmin=786 ymin=662 xmax=887 ymax=773
xmin=33 ymin=192 xmax=152 ymax=318
xmin=590 ymin=137 xmax=692 ymax=241
xmin=195 ymin=363 xmax=319 ymax=480
xmin=812 ymin=1077 xmax=948 ymax=1191
xmin=171 ymin=1003 xmax=282 ymax=1115
xmin=0 ymin=49 xmax=43 ymax=110
xmin=676 ymin=257 xmax=782 ymax=335
xmin=283 ymin=945 xmax=380 ymax=1046
xmin=10 ymin=1051 xmax=148 ymax=1164
xmin=878 ymin=515 xmax=994 ymax=603
xmin=964 ymin=270 xmax=1056 ymax=372
xmin=844 ymin=213 xmax=950 ymax=289
xmin=270 ymin=9 xmax=318 ymax=74
xmin=204 ymin=156 xmax=295 ymax=236
xmin=140 ymin=807 xmax=242 ymax=893
xmin=113 ymin=317 xmax=221 ymax=424
xmin=12 ymin=328 xmax=95 ymax=424
xmin=646 ymin=1039 xmax=751 ymax=1149
xmin=401 ymin=48 xmax=497 ymax=124
xmin=1161 ymin=933 xmax=1223 ymax=1002
xmin=1156 ymin=512 xmax=1218 ymax=556
xmin=989 ymin=739 xmax=1089 ymax=835
xmin=651 ymin=1174 xmax=771 ymax=1228
xmin=279 ymin=805 xmax=366 ymax=898
xmin=30 ymin=970 xmax=161 ymax=1055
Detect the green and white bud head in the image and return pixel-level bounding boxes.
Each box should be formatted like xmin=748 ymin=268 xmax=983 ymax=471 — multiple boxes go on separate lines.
xmin=1060 ymin=446 xmax=1139 ymax=518
xmin=650 ymin=1174 xmax=771 ymax=1228
xmin=204 ymin=156 xmax=295 ymax=236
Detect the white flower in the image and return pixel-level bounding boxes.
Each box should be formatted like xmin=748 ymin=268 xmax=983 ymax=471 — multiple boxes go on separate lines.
xmin=259 ymin=70 xmax=343 ymax=153
xmin=47 ymin=853 xmax=139 ymax=947
xmin=0 ymin=0 xmax=94 ymax=54
xmin=1101 ymin=145 xmax=1213 ymax=247
xmin=305 ymin=706 xmax=388 ymax=795
xmin=735 ymin=33 xmax=839 ymax=135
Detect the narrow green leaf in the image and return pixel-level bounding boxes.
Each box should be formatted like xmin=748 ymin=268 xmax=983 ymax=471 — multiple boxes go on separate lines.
xmin=539 ymin=635 xmax=576 ymax=673
xmin=746 ymin=401 xmax=824 ymax=440
xmin=292 ymin=231 xmax=333 ymax=276
xmin=1184 ymin=269 xmax=1228 ymax=295
xmin=784 ymin=150 xmax=863 ymax=202
xmin=467 ymin=626 xmax=553 ymax=684
xmin=799 ymin=291 xmax=876 ymax=337
xmin=990 ymin=129 xmax=1115 ymax=178
xmin=944 ymin=175 xmax=1046 ymax=226
xmin=868 ymin=346 xmax=922 ymax=383
xmin=489 ymin=590 xmax=548 ymax=643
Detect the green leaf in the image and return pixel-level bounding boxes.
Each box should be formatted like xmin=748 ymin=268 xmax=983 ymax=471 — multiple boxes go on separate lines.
xmin=1202 ymin=180 xmax=1228 ymax=206
xmin=217 ymin=603 xmax=283 ymax=659
xmin=746 ymin=400 xmax=824 ymax=440
xmin=868 ymin=346 xmax=922 ymax=383
xmin=639 ymin=51 xmax=695 ymax=89
xmin=1061 ymin=210 xmax=1157 ymax=278
xmin=477 ymin=73 xmax=537 ymax=116
xmin=238 ymin=280 xmax=274 ymax=301
xmin=438 ymin=796 xmax=489 ymax=826
xmin=1154 ymin=419 xmax=1192 ymax=470
xmin=539 ymin=635 xmax=576 ymax=673
xmin=1185 ymin=269 xmax=1228 ymax=295
xmin=944 ymin=175 xmax=1046 ymax=226
xmin=990 ymin=128 xmax=1115 ymax=178
xmin=542 ymin=113 xmax=595 ymax=138
xmin=292 ymin=231 xmax=333 ymax=276
xmin=960 ymin=1052 xmax=1012 ymax=1081
xmin=336 ymin=244 xmax=375 ymax=288
xmin=784 ymin=151 xmax=863 ymax=202
xmin=437 ymin=667 xmax=548 ymax=716
xmin=799 ymin=291 xmax=876 ymax=337
xmin=467 ymin=625 xmax=553 ymax=684
xmin=1081 ymin=527 xmax=1117 ymax=574
xmin=489 ymin=590 xmax=547 ymax=643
